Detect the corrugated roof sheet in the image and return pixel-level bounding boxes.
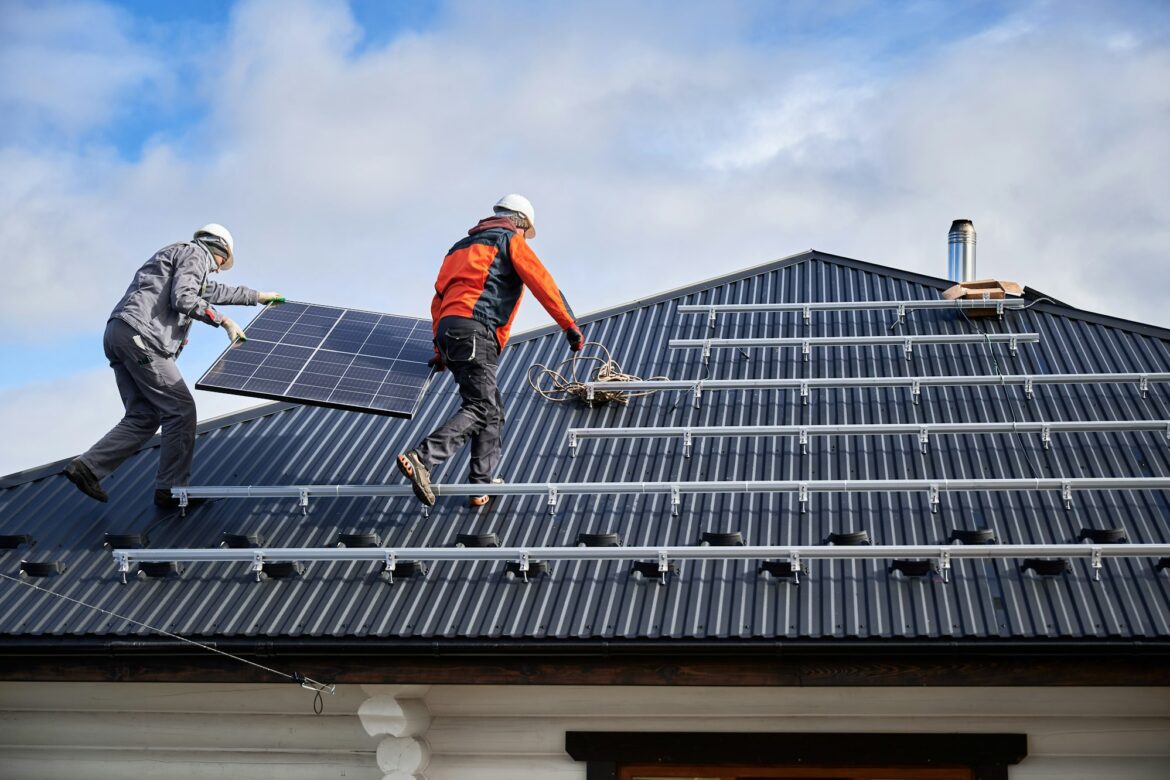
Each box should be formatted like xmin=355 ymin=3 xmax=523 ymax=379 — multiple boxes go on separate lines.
xmin=2 ymin=250 xmax=1170 ymax=642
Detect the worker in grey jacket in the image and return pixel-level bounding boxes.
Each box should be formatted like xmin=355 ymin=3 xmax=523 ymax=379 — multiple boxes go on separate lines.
xmin=64 ymin=224 xmax=283 ymax=509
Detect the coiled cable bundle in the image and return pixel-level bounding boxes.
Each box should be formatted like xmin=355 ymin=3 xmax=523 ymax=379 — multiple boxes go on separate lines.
xmin=527 ymin=342 xmax=667 ymax=406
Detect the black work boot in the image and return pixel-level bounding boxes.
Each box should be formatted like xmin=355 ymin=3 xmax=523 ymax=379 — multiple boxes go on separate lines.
xmin=469 ymin=477 xmax=505 ymax=508
xmin=396 ymin=451 xmax=435 ymax=506
xmin=154 ymin=489 xmax=206 ymax=510
xmin=64 ymin=460 xmax=108 ymax=502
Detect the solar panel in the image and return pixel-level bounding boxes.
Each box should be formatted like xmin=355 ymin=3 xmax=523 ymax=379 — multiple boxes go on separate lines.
xmin=196 ymin=301 xmax=435 ymax=418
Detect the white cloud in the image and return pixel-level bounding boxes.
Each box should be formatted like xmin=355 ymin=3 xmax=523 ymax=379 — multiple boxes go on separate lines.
xmin=0 ymin=0 xmax=166 ymax=138
xmin=2 ymin=0 xmax=1170 ymax=473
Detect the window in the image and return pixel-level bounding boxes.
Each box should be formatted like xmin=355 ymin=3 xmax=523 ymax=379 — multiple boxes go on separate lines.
xmin=567 ymin=733 xmax=1025 ymax=780
xmin=621 ymin=766 xmax=973 ymax=780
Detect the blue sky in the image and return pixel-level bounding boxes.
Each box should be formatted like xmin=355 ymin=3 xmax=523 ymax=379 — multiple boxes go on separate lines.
xmin=2 ymin=0 xmax=1168 ymax=474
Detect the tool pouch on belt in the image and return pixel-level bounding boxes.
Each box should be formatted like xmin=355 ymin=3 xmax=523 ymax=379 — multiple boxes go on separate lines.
xmin=439 ymin=328 xmax=478 ymax=365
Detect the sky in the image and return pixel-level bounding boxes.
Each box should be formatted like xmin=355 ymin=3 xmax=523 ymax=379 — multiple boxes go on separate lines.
xmin=1 ymin=0 xmax=1168 ymax=476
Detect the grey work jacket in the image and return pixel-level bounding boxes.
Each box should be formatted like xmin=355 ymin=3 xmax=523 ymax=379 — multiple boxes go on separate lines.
xmin=111 ymin=241 xmax=258 ymax=357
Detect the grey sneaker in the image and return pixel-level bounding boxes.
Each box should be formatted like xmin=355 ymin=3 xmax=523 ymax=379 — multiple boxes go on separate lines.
xmin=396 ymin=451 xmax=435 ymax=506
xmin=64 ymin=460 xmax=108 ymax=502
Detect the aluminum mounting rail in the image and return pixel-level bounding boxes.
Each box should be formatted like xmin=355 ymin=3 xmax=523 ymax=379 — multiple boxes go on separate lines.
xmin=669 ymin=333 xmax=1040 ymax=362
xmin=579 ymin=372 xmax=1170 ymax=407
xmin=110 ymin=543 xmax=1170 ymax=585
xmin=173 ymin=477 xmax=1170 ymax=517
xmin=678 ymin=298 xmax=1029 ymax=328
xmin=566 ymin=420 xmax=1170 ymax=457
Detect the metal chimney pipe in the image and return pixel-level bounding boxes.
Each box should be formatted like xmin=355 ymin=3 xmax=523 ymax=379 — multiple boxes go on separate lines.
xmin=948 ymin=219 xmax=976 ymax=282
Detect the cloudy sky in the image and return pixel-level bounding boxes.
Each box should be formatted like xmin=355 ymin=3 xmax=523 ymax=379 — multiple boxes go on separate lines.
xmin=1 ymin=0 xmax=1168 ymax=476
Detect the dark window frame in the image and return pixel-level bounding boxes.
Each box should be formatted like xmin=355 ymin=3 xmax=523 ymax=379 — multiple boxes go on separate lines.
xmin=565 ymin=732 xmax=1027 ymax=780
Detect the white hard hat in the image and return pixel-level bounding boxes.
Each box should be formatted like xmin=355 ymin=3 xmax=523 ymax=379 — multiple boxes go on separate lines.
xmin=194 ymin=223 xmax=235 ymax=269
xmin=493 ymin=194 xmax=536 ymax=239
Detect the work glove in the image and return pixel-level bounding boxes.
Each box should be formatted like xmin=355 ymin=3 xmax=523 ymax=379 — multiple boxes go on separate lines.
xmin=221 ymin=317 xmax=247 ymax=343
xmin=565 ymin=325 xmax=584 ymax=352
xmin=257 ymin=292 xmax=285 ymax=304
xmin=427 ymin=352 xmax=445 ymax=372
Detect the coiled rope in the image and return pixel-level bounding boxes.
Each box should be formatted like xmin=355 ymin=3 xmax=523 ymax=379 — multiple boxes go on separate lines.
xmin=527 ymin=341 xmax=668 ymax=406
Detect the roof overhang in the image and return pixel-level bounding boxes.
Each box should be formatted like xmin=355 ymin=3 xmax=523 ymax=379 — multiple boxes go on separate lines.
xmin=3 ymin=637 xmax=1169 ymax=686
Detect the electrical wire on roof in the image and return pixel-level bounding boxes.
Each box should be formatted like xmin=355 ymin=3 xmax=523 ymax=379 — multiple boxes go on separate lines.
xmin=527 ymin=341 xmax=669 ymax=406
xmin=0 ymin=571 xmax=335 ymax=714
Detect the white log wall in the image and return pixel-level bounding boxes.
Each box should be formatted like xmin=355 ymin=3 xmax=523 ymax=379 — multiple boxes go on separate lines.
xmin=1 ymin=683 xmax=1167 ymax=780
xmin=0 ymin=682 xmax=392 ymax=780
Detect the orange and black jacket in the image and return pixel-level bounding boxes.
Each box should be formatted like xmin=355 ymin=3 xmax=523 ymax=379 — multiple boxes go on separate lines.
xmin=431 ymin=216 xmax=577 ymax=349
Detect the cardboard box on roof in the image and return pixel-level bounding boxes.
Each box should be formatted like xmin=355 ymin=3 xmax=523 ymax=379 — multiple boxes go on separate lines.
xmin=943 ymin=279 xmax=1024 ymax=316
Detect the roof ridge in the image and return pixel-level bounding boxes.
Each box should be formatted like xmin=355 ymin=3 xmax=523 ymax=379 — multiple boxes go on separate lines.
xmin=510 ymin=248 xmax=1170 ymax=344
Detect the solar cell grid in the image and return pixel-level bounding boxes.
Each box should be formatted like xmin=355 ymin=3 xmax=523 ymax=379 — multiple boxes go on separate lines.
xmin=196 ymin=301 xmax=435 ymax=418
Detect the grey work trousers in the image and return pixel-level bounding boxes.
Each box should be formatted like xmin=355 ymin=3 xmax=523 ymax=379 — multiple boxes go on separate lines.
xmin=78 ymin=319 xmax=198 ymax=490
xmin=413 ymin=317 xmax=504 ymax=484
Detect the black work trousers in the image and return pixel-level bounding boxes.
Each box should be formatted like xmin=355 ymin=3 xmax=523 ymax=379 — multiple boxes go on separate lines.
xmin=413 ymin=317 xmax=504 ymax=484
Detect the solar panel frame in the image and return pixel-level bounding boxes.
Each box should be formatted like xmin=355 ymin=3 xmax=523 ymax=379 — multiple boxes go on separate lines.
xmin=195 ymin=301 xmax=436 ymax=419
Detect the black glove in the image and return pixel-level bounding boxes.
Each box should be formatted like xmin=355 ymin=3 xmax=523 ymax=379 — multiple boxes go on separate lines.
xmin=427 ymin=352 xmax=445 ymax=372
xmin=565 ymin=326 xmax=584 ymax=352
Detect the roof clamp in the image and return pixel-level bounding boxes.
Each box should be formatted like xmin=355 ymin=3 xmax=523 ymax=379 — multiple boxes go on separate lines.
xmin=657 ymin=550 xmax=671 ymax=585
xmin=298 ymin=488 xmax=310 ymax=516
xmin=1024 ymin=377 xmax=1034 ymax=401
xmin=567 ymin=431 xmax=578 ymax=458
xmin=1140 ymin=374 xmax=1150 ymax=399
xmin=803 ymin=304 xmax=812 ymax=326
xmin=904 ymin=338 xmax=913 ymax=361
xmin=115 ymin=552 xmax=130 ymax=585
xmin=547 ymin=485 xmax=559 ymax=516
xmin=707 ymin=306 xmax=718 ymax=329
xmin=251 ymin=552 xmax=265 ymax=582
xmin=799 ymin=427 xmax=809 ymax=456
xmin=1091 ymin=547 xmax=1104 ymax=582
xmin=801 ymin=382 xmax=810 ymax=406
xmin=799 ymin=482 xmax=809 ymax=514
xmin=911 ymin=378 xmax=922 ymax=405
xmin=918 ymin=427 xmax=930 ymax=454
xmin=1009 ymin=336 xmax=1019 ymax=358
xmin=692 ymin=382 xmax=703 ymax=410
xmin=519 ymin=550 xmax=531 ymax=583
xmin=383 ymin=551 xmax=397 ymax=585
xmin=929 ymin=483 xmax=941 ymax=514
xmin=670 ymin=484 xmax=681 ymax=517
xmin=1041 ymin=425 xmax=1052 ymax=451
xmin=801 ymin=340 xmax=810 ymax=363
xmin=789 ymin=552 xmax=802 ymax=585
xmin=939 ymin=550 xmax=952 ymax=583
xmin=1062 ymin=480 xmax=1073 ymax=510
xmin=682 ymin=429 xmax=693 ymax=459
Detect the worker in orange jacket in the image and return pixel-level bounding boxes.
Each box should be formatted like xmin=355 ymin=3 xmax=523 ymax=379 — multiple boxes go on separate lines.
xmin=398 ymin=194 xmax=583 ymax=507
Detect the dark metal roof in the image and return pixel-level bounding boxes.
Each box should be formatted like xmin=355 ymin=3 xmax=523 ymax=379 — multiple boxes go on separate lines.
xmin=3 ymin=250 xmax=1170 ymax=643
